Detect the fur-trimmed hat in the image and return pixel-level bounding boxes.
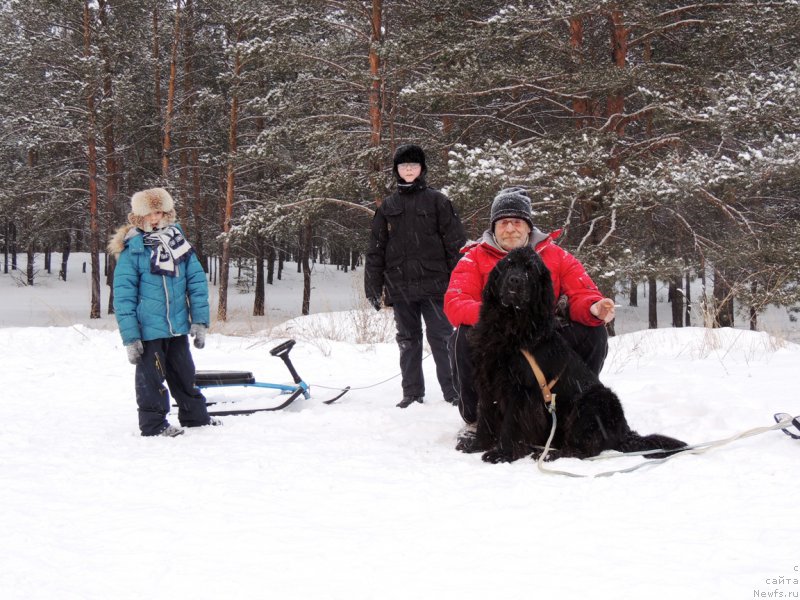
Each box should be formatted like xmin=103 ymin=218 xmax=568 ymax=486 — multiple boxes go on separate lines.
xmin=490 ymin=187 xmax=533 ymax=231
xmin=131 ymin=187 xmax=175 ymax=216
xmin=127 ymin=187 xmax=176 ymax=232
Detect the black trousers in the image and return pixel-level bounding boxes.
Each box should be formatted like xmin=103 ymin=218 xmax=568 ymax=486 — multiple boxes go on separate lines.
xmin=451 ymin=321 xmax=609 ymax=424
xmin=135 ymin=335 xmax=210 ymax=435
xmin=392 ymin=297 xmax=457 ymax=401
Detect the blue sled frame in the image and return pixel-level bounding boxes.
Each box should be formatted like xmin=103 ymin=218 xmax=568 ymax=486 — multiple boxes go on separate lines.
xmin=193 ymin=339 xmax=349 ymax=416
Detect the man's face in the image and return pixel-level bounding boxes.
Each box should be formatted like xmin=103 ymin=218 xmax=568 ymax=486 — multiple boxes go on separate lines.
xmin=494 ymin=218 xmax=531 ymax=251
xmin=397 ymin=162 xmax=422 ymax=183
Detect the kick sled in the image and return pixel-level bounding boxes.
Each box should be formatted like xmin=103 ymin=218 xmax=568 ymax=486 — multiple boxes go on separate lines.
xmin=192 ymin=339 xmax=349 ymax=416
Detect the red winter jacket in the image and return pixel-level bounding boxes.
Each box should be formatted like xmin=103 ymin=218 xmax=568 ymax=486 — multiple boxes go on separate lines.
xmin=444 ymin=229 xmax=605 ymax=328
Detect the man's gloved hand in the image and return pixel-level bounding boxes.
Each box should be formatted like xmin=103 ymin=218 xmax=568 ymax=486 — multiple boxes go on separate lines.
xmin=367 ymin=296 xmax=382 ymax=312
xmin=125 ymin=340 xmax=144 ymax=365
xmin=190 ymin=324 xmax=207 ymax=349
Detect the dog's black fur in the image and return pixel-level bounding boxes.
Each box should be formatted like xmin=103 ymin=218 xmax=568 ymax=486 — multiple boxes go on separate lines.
xmin=457 ymin=246 xmax=686 ymax=463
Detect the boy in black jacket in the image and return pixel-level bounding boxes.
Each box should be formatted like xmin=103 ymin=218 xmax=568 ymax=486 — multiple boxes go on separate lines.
xmin=365 ymin=144 xmax=467 ymax=408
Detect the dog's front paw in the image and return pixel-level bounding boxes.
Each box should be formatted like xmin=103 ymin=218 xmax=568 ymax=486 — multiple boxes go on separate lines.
xmin=481 ymin=448 xmax=512 ymax=463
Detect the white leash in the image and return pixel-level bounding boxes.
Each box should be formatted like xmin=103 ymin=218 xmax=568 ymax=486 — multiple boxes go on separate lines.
xmin=536 ymin=411 xmax=798 ymax=479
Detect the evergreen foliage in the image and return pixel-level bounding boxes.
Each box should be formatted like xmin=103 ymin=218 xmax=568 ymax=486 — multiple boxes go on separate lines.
xmin=1 ymin=0 xmax=798 ymax=326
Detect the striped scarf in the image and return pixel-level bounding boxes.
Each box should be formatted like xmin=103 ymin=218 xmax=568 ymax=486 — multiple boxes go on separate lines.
xmin=143 ymin=226 xmax=193 ymax=276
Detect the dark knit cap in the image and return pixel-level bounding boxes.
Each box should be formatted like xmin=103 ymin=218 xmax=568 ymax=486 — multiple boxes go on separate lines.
xmin=490 ymin=187 xmax=533 ymax=230
xmin=393 ymin=144 xmax=426 ymax=168
xmin=393 ymin=144 xmax=427 ymax=177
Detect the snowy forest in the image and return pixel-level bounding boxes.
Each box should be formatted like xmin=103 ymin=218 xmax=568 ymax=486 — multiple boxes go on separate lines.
xmin=1 ymin=1 xmax=799 ymax=330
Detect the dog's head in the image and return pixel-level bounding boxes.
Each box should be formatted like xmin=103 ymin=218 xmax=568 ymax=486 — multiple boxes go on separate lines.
xmin=483 ymin=246 xmax=555 ymax=322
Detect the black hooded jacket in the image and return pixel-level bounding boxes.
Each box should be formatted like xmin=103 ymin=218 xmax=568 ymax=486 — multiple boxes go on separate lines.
xmin=365 ymin=162 xmax=466 ymax=304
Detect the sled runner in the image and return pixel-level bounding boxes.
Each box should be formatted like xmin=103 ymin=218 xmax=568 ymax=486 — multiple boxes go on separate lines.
xmin=192 ymin=339 xmax=349 ymax=415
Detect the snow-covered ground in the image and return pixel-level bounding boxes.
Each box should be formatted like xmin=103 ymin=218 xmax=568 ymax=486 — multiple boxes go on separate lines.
xmin=1 ymin=255 xmax=799 ymax=600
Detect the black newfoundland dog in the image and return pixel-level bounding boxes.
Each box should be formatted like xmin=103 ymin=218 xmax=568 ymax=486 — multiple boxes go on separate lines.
xmin=458 ymin=246 xmax=686 ymax=464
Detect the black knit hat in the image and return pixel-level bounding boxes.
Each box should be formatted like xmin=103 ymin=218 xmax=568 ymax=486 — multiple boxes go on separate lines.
xmin=393 ymin=144 xmax=426 ymax=168
xmin=393 ymin=144 xmax=427 ymax=181
xmin=490 ymin=187 xmax=533 ymax=231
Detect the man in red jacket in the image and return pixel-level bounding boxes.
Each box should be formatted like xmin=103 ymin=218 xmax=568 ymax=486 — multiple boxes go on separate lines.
xmin=444 ymin=187 xmax=615 ymax=425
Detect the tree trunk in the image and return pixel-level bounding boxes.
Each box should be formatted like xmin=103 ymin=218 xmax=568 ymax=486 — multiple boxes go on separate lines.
xmin=84 ymin=0 xmax=101 ymax=319
xmin=254 ymin=238 xmax=265 ymax=316
xmin=628 ymin=278 xmax=637 ymax=306
xmin=699 ymin=258 xmax=708 ymax=325
xmin=749 ymin=281 xmax=758 ymax=331
xmin=162 ymin=0 xmax=182 ymax=180
xmin=569 ymin=17 xmax=590 ymax=129
xmin=26 ymin=243 xmax=35 ymax=286
xmin=218 ymin=247 xmax=230 ymax=321
xmin=25 ymin=150 xmax=38 ymax=285
xmin=712 ymin=267 xmax=734 ymax=328
xmin=301 ymin=220 xmax=312 ymax=316
xmin=184 ymin=0 xmax=203 ymax=249
xmin=59 ymin=230 xmax=71 ymax=282
xmin=98 ymin=0 xmax=120 ymax=235
xmin=152 ymin=4 xmax=162 ymax=149
xmin=10 ymin=221 xmax=17 ymax=271
xmin=367 ymin=0 xmax=383 ymax=205
xmin=267 ymin=241 xmax=275 ymax=285
xmin=106 ymin=254 xmax=117 ymax=314
xmin=648 ymin=276 xmax=657 ymax=329
xmin=669 ymin=278 xmax=683 ymax=327
xmin=684 ymin=270 xmax=691 ymax=327
xmin=3 ymin=219 xmax=8 ymax=274
xmin=217 ymin=34 xmax=242 ymax=322
xmin=607 ymin=7 xmax=628 ymax=172
xmin=99 ymin=0 xmax=119 ymax=315
xmin=608 ymin=8 xmax=627 ymax=136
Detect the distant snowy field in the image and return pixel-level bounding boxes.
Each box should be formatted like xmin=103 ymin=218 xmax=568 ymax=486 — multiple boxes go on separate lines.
xmin=1 ymin=254 xmax=799 ymax=600
xmin=2 ymin=252 xmax=799 ymax=343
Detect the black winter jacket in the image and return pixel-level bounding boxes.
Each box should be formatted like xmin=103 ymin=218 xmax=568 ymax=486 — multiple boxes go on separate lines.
xmin=365 ymin=180 xmax=466 ymax=304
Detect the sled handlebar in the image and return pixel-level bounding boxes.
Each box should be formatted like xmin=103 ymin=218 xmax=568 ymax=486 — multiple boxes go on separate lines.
xmin=269 ymin=339 xmax=302 ymax=384
xmin=269 ymin=339 xmax=296 ymax=358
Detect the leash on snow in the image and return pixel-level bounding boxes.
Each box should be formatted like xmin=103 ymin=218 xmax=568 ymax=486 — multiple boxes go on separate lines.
xmin=536 ymin=409 xmax=800 ymax=478
xmin=311 ymin=351 xmax=433 ymax=393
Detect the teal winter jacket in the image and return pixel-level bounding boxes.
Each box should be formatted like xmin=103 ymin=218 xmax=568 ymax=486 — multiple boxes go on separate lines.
xmin=111 ymin=224 xmax=209 ymax=346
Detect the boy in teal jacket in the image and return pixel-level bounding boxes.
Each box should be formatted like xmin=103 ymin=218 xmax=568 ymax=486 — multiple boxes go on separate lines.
xmin=109 ymin=188 xmax=220 ymax=437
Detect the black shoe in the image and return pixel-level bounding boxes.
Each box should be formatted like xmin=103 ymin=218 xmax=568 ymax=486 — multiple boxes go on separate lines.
xmin=444 ymin=395 xmax=459 ymax=406
xmin=396 ymin=396 xmax=423 ymax=408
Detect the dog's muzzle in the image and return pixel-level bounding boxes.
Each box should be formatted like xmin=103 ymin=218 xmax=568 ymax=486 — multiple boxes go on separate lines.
xmin=499 ymin=270 xmax=530 ymax=309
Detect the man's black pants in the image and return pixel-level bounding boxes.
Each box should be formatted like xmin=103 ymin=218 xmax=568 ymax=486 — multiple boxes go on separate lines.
xmin=392 ymin=297 xmax=457 ymax=401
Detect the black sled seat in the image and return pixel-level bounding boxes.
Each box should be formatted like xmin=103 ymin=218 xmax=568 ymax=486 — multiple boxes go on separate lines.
xmin=195 ymin=370 xmax=256 ymax=387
